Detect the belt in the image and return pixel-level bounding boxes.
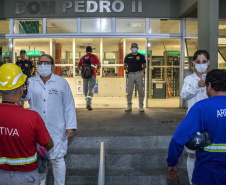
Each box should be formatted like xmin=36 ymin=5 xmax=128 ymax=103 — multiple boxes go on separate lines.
xmin=128 ymin=71 xmax=142 ymax=74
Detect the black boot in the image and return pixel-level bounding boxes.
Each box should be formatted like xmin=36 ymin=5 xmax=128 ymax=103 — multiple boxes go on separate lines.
xmin=86 ymin=105 xmax=93 ymax=111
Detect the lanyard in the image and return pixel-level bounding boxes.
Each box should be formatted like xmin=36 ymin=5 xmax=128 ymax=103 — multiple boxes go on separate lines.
xmin=1 ymin=101 xmax=21 ymax=107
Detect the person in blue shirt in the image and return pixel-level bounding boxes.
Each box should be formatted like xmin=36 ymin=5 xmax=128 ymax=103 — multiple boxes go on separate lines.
xmin=167 ymin=69 xmax=226 ymax=185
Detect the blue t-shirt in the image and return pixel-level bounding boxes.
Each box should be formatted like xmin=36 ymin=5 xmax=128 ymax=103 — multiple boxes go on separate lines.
xmin=167 ymin=96 xmax=226 ymax=185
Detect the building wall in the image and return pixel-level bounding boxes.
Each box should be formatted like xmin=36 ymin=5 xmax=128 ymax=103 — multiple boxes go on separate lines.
xmin=1 ymin=0 xmax=180 ymax=19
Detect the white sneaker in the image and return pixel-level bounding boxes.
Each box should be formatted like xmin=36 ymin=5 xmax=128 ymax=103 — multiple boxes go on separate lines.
xmin=139 ymin=108 xmax=144 ymax=112
xmin=125 ymin=107 xmax=132 ymax=112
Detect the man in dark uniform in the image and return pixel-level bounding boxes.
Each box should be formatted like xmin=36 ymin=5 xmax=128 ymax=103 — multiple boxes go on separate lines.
xmin=124 ymin=43 xmax=146 ymax=112
xmin=16 ymin=50 xmax=34 ymax=78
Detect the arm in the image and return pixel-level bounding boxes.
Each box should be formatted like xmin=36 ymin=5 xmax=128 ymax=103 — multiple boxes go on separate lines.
xmin=44 ymin=136 xmax=54 ymax=151
xmin=35 ymin=114 xmax=54 ymax=150
xmin=97 ymin=63 xmax=101 ymax=70
xmin=77 ymin=58 xmax=83 ymax=71
xmin=62 ymin=80 xmax=77 ymax=140
xmin=77 ymin=66 xmax=82 ymax=71
xmin=142 ymin=55 xmax=146 ymax=71
xmin=124 ymin=63 xmax=128 ymax=70
xmin=167 ymin=104 xmax=203 ymax=167
xmin=22 ymin=79 xmax=32 ymax=101
xmin=142 ymin=63 xmax=146 ymax=71
xmin=31 ymin=67 xmax=35 ymax=75
xmin=180 ymin=77 xmax=200 ymax=100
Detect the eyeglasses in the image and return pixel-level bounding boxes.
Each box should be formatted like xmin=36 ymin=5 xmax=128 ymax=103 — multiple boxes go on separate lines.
xmin=37 ymin=61 xmax=52 ymax=65
xmin=195 ymin=60 xmax=208 ymax=64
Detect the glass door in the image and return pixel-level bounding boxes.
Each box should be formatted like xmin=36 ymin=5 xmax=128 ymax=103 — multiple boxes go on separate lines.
xmin=147 ymin=38 xmax=181 ymax=107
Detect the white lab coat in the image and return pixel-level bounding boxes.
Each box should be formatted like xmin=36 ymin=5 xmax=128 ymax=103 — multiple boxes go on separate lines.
xmin=180 ymin=72 xmax=208 ymax=111
xmin=24 ymin=74 xmax=77 ymax=159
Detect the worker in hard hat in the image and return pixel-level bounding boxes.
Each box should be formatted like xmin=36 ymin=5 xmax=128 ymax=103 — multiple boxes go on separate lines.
xmin=0 ymin=63 xmax=53 ymax=185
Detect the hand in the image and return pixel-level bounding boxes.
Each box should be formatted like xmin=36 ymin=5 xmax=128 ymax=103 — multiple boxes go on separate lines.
xmin=167 ymin=166 xmax=179 ymax=182
xmin=23 ymin=81 xmax=29 ymax=91
xmin=65 ymin=129 xmax=75 ymax=140
xmin=198 ymin=79 xmax=205 ymax=87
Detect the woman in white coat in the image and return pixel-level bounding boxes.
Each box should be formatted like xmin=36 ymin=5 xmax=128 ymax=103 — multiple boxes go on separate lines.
xmin=180 ymin=50 xmax=210 ymax=184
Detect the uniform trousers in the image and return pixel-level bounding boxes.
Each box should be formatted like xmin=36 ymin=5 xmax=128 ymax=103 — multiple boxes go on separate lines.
xmin=83 ymin=75 xmax=96 ymax=106
xmin=185 ymin=146 xmax=196 ymax=185
xmin=127 ymin=71 xmax=144 ymax=108
xmin=39 ymin=156 xmax=66 ymax=185
xmin=0 ymin=169 xmax=39 ymax=185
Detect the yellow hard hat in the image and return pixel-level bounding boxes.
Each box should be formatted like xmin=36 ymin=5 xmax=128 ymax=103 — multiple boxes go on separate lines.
xmin=0 ymin=63 xmax=27 ymax=91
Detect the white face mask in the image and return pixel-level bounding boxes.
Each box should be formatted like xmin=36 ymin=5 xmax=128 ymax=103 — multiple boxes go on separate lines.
xmin=131 ymin=48 xmax=138 ymax=53
xmin=195 ymin=64 xmax=208 ymax=73
xmin=38 ymin=65 xmax=52 ymax=77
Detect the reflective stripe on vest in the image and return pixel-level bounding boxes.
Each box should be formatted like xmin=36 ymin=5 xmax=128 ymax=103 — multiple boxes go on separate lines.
xmin=91 ymin=64 xmax=97 ymax=68
xmin=204 ymin=144 xmax=226 ymax=152
xmin=0 ymin=153 xmax=37 ymax=165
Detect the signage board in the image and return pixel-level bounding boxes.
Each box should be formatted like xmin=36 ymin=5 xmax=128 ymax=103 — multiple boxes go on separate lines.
xmin=138 ymin=50 xmax=151 ymax=55
xmin=5 ymin=0 xmax=179 ymax=19
xmin=76 ymin=79 xmax=83 ymax=94
xmin=167 ymin=50 xmax=180 ymax=56
xmin=3 ymin=51 xmax=12 ymax=57
xmin=26 ymin=51 xmax=41 ymax=56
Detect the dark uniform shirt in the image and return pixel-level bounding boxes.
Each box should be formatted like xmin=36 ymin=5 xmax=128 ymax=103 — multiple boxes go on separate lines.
xmin=124 ymin=53 xmax=146 ymax=72
xmin=16 ymin=59 xmax=34 ymax=78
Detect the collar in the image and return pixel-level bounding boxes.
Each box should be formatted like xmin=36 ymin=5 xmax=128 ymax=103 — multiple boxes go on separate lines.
xmin=2 ymin=101 xmax=21 ymax=107
xmin=193 ymin=72 xmax=201 ymax=80
xmin=35 ymin=73 xmax=56 ymax=82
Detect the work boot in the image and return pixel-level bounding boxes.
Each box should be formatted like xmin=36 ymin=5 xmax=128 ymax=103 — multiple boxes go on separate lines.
xmin=139 ymin=108 xmax=144 ymax=112
xmin=86 ymin=105 xmax=93 ymax=111
xmin=125 ymin=107 xmax=132 ymax=112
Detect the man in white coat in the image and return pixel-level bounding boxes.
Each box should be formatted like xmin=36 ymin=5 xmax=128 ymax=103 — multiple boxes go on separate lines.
xmin=24 ymin=54 xmax=77 ymax=185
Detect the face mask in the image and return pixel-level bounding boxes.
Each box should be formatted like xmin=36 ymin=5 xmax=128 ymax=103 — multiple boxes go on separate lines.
xmin=195 ymin=64 xmax=208 ymax=73
xmin=38 ymin=65 xmax=52 ymax=77
xmin=131 ymin=48 xmax=137 ymax=53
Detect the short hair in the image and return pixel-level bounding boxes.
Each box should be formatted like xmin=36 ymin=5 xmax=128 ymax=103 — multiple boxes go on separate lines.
xmin=193 ymin=50 xmax=210 ymax=61
xmin=86 ymin=46 xmax=92 ymax=52
xmin=20 ymin=50 xmax=26 ymax=54
xmin=206 ymin=69 xmax=226 ymax=92
xmin=131 ymin=43 xmax=138 ymax=48
xmin=39 ymin=54 xmax=54 ymax=65
xmin=0 ymin=88 xmax=17 ymax=95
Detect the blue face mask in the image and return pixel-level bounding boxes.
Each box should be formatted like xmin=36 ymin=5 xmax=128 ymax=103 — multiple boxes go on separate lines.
xmin=38 ymin=64 xmax=52 ymax=77
xmin=195 ymin=64 xmax=208 ymax=73
xmin=131 ymin=48 xmax=137 ymax=53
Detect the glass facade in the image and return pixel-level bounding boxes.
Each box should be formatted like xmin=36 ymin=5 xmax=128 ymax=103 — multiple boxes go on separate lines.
xmin=14 ymin=19 xmax=43 ymax=34
xmin=47 ymin=19 xmax=77 ymax=33
xmin=0 ymin=39 xmax=12 ymax=66
xmin=0 ymin=20 xmax=10 ymax=34
xmin=81 ymin=18 xmax=111 ymax=33
xmin=0 ymin=17 xmax=214 ymax=108
xmin=186 ymin=19 xmax=197 ymax=35
xmin=149 ymin=19 xmax=180 ymax=34
xmin=116 ymin=19 xmax=145 ymax=33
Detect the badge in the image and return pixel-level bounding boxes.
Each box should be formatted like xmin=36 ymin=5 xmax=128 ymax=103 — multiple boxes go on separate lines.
xmin=25 ymin=64 xmax=28 ymax=67
xmin=49 ymin=88 xmax=58 ymax=95
xmin=136 ymin=56 xmax=140 ymax=60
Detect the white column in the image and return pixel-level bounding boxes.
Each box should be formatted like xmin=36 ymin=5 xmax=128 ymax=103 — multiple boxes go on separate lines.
xmin=73 ymin=38 xmax=76 ymax=77
xmin=100 ymin=38 xmax=103 ymax=77
xmin=50 ymin=38 xmax=53 ymax=56
xmin=180 ymin=18 xmax=186 ymax=108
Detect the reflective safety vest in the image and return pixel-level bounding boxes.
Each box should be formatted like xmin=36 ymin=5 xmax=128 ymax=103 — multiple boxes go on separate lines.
xmin=0 ymin=153 xmax=37 ymax=165
xmin=204 ymin=144 xmax=226 ymax=152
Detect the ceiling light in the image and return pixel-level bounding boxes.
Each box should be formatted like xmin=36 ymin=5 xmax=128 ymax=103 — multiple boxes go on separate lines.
xmin=219 ymin=25 xmax=226 ymax=30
